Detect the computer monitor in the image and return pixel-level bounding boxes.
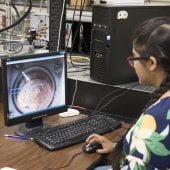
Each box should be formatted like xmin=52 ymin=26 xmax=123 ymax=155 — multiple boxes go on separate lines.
xmin=1 ymin=51 xmax=67 ymax=137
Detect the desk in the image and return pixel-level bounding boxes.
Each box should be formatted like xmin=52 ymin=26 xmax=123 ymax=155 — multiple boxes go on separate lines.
xmin=0 ymin=103 xmax=129 ymax=170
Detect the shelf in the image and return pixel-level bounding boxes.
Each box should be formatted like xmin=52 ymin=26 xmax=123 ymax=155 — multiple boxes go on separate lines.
xmin=66 ymin=5 xmax=92 ymax=22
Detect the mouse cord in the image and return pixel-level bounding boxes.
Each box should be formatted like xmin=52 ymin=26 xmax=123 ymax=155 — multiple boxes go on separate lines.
xmin=42 ymin=147 xmax=83 ymax=170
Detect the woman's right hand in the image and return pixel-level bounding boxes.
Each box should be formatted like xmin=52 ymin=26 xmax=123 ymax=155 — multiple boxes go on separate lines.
xmin=86 ymin=133 xmax=117 ymax=154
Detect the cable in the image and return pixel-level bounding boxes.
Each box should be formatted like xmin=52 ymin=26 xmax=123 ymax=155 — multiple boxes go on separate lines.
xmin=94 ymin=82 xmax=139 ymax=114
xmin=11 ymin=2 xmax=20 ymax=19
xmin=79 ymin=21 xmax=90 ymax=55
xmin=71 ymin=0 xmax=85 ymax=54
xmin=39 ymin=0 xmax=44 ymax=12
xmin=0 ymin=0 xmax=32 ymax=33
xmin=0 ymin=37 xmax=25 ymax=41
xmin=70 ymin=0 xmax=85 ymax=58
xmin=67 ymin=55 xmax=90 ymax=73
xmin=0 ymin=32 xmax=19 ymax=36
xmin=65 ymin=0 xmax=79 ymax=51
xmin=68 ymin=0 xmax=87 ymax=68
xmin=73 ymin=0 xmax=90 ymax=56
xmin=0 ymin=8 xmax=6 ymax=12
xmin=69 ymin=82 xmax=138 ymax=116
xmin=23 ymin=0 xmax=28 ymax=13
xmin=67 ymin=55 xmax=90 ymax=65
xmin=66 ymin=0 xmax=90 ymax=70
xmin=70 ymin=77 xmax=78 ymax=108
xmin=67 ymin=68 xmax=90 ymax=73
xmin=1 ymin=40 xmax=24 ymax=54
xmin=71 ymin=83 xmax=138 ymax=116
xmin=93 ymin=88 xmax=128 ymax=113
xmin=68 ymin=74 xmax=138 ymax=116
xmin=87 ymin=83 xmax=138 ymax=141
xmin=43 ymin=146 xmax=83 ymax=170
xmin=57 ymin=0 xmax=66 ymax=51
xmin=0 ymin=50 xmax=13 ymax=57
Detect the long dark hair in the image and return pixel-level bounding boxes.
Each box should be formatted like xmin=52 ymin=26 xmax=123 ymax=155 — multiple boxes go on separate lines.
xmin=112 ymin=17 xmax=170 ymax=170
xmin=133 ymin=16 xmax=170 ymax=107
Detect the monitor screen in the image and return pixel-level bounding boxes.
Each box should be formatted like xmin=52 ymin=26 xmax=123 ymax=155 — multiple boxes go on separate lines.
xmin=1 ymin=51 xmax=67 ymax=136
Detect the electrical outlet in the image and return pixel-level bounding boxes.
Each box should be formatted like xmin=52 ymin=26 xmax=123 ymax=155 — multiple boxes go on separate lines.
xmin=117 ymin=10 xmax=128 ymax=19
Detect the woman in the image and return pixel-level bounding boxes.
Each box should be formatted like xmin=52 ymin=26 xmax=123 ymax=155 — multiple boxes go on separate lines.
xmin=86 ymin=17 xmax=170 ymax=170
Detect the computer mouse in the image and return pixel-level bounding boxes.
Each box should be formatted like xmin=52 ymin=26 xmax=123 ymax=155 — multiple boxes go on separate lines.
xmin=82 ymin=142 xmax=102 ymax=154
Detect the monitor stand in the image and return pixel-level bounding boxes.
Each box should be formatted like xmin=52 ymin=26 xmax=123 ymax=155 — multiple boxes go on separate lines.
xmin=15 ymin=119 xmax=52 ymax=137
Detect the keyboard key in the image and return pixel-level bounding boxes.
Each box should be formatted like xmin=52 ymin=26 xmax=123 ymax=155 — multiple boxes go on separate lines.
xmin=33 ymin=114 xmax=121 ymax=151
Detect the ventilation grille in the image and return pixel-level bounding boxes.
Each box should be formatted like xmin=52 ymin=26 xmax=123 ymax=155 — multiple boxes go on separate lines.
xmin=90 ymin=40 xmax=105 ymax=82
xmin=49 ymin=0 xmax=65 ymax=52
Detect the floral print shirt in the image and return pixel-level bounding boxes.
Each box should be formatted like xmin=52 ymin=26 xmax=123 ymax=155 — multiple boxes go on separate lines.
xmin=121 ymin=97 xmax=170 ymax=170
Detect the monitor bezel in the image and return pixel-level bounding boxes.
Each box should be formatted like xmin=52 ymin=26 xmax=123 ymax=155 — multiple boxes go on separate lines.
xmin=1 ymin=51 xmax=68 ymax=126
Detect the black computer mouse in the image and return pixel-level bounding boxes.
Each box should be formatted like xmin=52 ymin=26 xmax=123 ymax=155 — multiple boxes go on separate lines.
xmin=82 ymin=142 xmax=102 ymax=154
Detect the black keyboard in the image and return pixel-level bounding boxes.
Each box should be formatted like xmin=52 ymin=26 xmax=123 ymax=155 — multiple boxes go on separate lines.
xmin=33 ymin=114 xmax=121 ymax=151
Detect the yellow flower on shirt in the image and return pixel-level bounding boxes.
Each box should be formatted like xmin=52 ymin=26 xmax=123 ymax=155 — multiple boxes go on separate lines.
xmin=125 ymin=113 xmax=170 ymax=169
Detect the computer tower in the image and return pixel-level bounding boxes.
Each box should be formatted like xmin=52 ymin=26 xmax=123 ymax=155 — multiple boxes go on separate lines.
xmin=90 ymin=4 xmax=170 ymax=84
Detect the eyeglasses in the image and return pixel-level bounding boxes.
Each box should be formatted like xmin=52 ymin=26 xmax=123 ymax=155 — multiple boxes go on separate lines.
xmin=127 ymin=56 xmax=149 ymax=67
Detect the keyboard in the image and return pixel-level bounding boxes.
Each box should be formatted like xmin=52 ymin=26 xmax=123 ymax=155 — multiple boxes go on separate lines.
xmin=33 ymin=114 xmax=121 ymax=151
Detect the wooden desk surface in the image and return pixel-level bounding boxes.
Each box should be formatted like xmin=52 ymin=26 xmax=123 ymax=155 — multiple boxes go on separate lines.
xmin=0 ymin=103 xmax=129 ymax=170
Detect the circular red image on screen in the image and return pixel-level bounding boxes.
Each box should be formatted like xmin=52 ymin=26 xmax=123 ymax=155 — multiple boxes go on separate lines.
xmin=12 ymin=66 xmax=55 ymax=113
